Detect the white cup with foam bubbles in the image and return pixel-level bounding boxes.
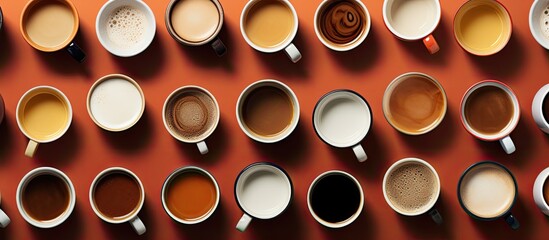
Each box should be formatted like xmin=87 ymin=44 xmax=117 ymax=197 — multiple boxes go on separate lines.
xmin=96 ymin=0 xmax=156 ymax=57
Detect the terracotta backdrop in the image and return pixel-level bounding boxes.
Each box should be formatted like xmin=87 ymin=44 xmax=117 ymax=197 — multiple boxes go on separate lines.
xmin=0 ymin=0 xmax=548 ymax=239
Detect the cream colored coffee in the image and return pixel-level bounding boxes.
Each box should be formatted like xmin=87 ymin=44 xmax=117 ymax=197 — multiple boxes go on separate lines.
xmin=385 ymin=162 xmax=437 ymax=213
xmin=107 ymin=6 xmax=148 ymax=49
xmin=460 ymin=164 xmax=515 ymax=218
xmin=25 ymin=1 xmax=75 ymax=48
xmin=244 ymin=0 xmax=295 ymax=48
xmin=165 ymin=90 xmax=217 ymax=141
xmin=171 ymin=0 xmax=220 ymax=42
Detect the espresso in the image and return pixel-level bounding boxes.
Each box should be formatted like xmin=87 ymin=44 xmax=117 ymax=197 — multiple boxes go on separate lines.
xmin=22 ymin=174 xmax=69 ymax=221
xmin=385 ymin=163 xmax=437 ymax=213
xmin=24 ymin=1 xmax=75 ymax=48
xmin=543 ymin=94 xmax=549 ymax=123
xmin=465 ymin=86 xmax=514 ymax=135
xmin=544 ymin=177 xmax=549 ymax=206
xmin=106 ymin=6 xmax=148 ymax=49
xmin=310 ymin=174 xmax=361 ymax=223
xmin=165 ymin=171 xmax=217 ymax=221
xmin=94 ymin=172 xmax=141 ymax=219
xmin=165 ymin=90 xmax=217 ymax=141
xmin=242 ymin=86 xmax=293 ymax=137
xmin=319 ymin=0 xmax=366 ymax=45
xmin=171 ymin=0 xmax=220 ymax=42
xmin=244 ymin=0 xmax=295 ymax=48
xmin=388 ymin=76 xmax=445 ymax=134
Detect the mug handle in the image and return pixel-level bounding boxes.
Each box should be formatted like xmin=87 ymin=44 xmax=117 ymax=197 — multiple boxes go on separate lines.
xmin=352 ymin=144 xmax=367 ymax=162
xmin=130 ymin=216 xmax=146 ymax=235
xmin=504 ymin=213 xmax=520 ymax=230
xmin=0 ymin=209 xmax=10 ymax=228
xmin=66 ymin=42 xmax=86 ymax=63
xmin=197 ymin=141 xmax=209 ymax=155
xmin=25 ymin=140 xmax=39 ymax=158
xmin=236 ymin=213 xmax=252 ymax=232
xmin=428 ymin=208 xmax=443 ymax=225
xmin=210 ymin=37 xmax=227 ymax=57
xmin=284 ymin=43 xmax=301 ymax=63
xmin=499 ymin=136 xmax=516 ymax=154
xmin=422 ymin=34 xmax=440 ymax=54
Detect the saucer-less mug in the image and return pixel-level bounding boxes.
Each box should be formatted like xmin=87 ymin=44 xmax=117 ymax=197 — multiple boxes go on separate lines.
xmin=0 ymin=192 xmax=10 ymax=228
xmin=532 ymin=84 xmax=549 ymax=134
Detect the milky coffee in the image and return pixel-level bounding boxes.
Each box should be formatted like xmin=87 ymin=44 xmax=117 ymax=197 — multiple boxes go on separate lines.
xmin=385 ymin=162 xmax=438 ymax=214
xmin=170 ymin=0 xmax=221 ymax=43
xmin=106 ymin=6 xmax=148 ymax=49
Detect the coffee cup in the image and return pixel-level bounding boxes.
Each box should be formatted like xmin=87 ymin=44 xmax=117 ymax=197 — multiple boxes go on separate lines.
xmin=240 ymin=0 xmax=302 ymax=63
xmin=313 ymin=90 xmax=371 ymax=162
xmin=96 ymin=0 xmax=156 ymax=57
xmin=454 ymin=0 xmax=512 ymax=56
xmin=382 ymin=0 xmax=441 ymax=54
xmin=530 ymin=0 xmax=549 ymax=50
xmin=460 ymin=80 xmax=520 ymax=154
xmin=236 ymin=79 xmax=300 ymax=143
xmin=162 ymin=166 xmax=220 ymax=224
xmin=90 ymin=167 xmax=146 ymax=235
xmin=383 ymin=158 xmax=443 ymax=224
xmin=163 ymin=86 xmax=220 ymax=155
xmin=457 ymin=161 xmax=519 ymax=229
xmin=235 ymin=162 xmax=293 ymax=232
xmin=532 ymin=84 xmax=549 ymax=134
xmin=20 ymin=0 xmax=86 ymax=62
xmin=0 ymin=6 xmax=3 ymax=31
xmin=16 ymin=86 xmax=73 ymax=158
xmin=383 ymin=72 xmax=447 ymax=135
xmin=165 ymin=0 xmax=227 ymax=56
xmin=87 ymin=74 xmax=145 ymax=132
xmin=16 ymin=167 xmax=76 ymax=228
xmin=0 ymin=93 xmax=4 ymax=125
xmin=307 ymin=170 xmax=364 ymax=228
xmin=314 ymin=0 xmax=371 ymax=51
xmin=0 ymin=192 xmax=11 ymax=228
xmin=533 ymin=167 xmax=549 ymax=215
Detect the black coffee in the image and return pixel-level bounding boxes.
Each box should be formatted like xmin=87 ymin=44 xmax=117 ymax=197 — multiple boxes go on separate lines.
xmin=543 ymin=94 xmax=549 ymax=124
xmin=310 ymin=174 xmax=361 ymax=223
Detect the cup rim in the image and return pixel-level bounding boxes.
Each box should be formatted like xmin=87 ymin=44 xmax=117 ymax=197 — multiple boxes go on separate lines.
xmin=89 ymin=167 xmax=145 ymax=224
xmin=313 ymin=0 xmax=371 ymax=51
xmin=234 ymin=162 xmax=293 ymax=219
xmin=459 ymin=80 xmax=520 ymax=141
xmin=0 ymin=6 xmax=3 ymax=31
xmin=312 ymin=89 xmax=372 ymax=148
xmin=16 ymin=167 xmax=76 ymax=228
xmin=87 ymin=74 xmax=145 ymax=132
xmin=20 ymin=0 xmax=80 ymax=52
xmin=165 ymin=0 xmax=224 ymax=46
xmin=307 ymin=170 xmax=364 ymax=228
xmin=16 ymin=86 xmax=73 ymax=143
xmin=529 ymin=0 xmax=549 ymax=50
xmin=235 ymin=79 xmax=300 ymax=143
xmin=240 ymin=0 xmax=299 ymax=53
xmin=457 ymin=161 xmax=517 ymax=220
xmin=162 ymin=85 xmax=220 ymax=144
xmin=161 ymin=166 xmax=220 ymax=224
xmin=382 ymin=0 xmax=441 ymax=41
xmin=95 ymin=0 xmax=157 ymax=57
xmin=382 ymin=72 xmax=447 ymax=135
xmin=453 ymin=0 xmax=512 ymax=56
xmin=532 ymin=84 xmax=549 ymax=132
xmin=533 ymin=167 xmax=549 ymax=212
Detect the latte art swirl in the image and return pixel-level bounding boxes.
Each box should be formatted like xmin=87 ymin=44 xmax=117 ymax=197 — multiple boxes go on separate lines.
xmin=320 ymin=1 xmax=364 ymax=45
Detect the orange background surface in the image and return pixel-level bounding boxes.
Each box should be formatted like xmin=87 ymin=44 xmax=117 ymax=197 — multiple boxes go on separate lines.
xmin=0 ymin=0 xmax=548 ymax=239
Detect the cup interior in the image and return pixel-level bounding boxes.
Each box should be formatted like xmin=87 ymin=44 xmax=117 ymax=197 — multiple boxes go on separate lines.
xmin=533 ymin=84 xmax=549 ymax=131
xmin=313 ymin=90 xmax=371 ymax=148
xmin=166 ymin=0 xmax=223 ymax=46
xmin=235 ymin=163 xmax=292 ymax=219
xmin=383 ymin=0 xmax=441 ymax=40
xmin=529 ymin=0 xmax=549 ymax=49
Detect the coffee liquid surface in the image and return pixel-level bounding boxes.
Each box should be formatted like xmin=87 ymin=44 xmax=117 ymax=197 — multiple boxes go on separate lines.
xmin=21 ymin=92 xmax=69 ymax=141
xmin=166 ymin=90 xmax=217 ymax=141
xmin=166 ymin=171 xmax=216 ymax=221
xmin=171 ymin=0 xmax=220 ymax=42
xmin=310 ymin=174 xmax=360 ymax=223
xmin=388 ymin=76 xmax=444 ymax=134
xmin=94 ymin=173 xmax=141 ymax=219
xmin=459 ymin=4 xmax=506 ymax=51
xmin=319 ymin=0 xmax=365 ymax=45
xmin=25 ymin=1 xmax=75 ymax=48
xmin=543 ymin=94 xmax=549 ymax=124
xmin=23 ymin=174 xmax=69 ymax=221
xmin=242 ymin=86 xmax=293 ymax=137
xmin=106 ymin=6 xmax=147 ymax=49
xmin=385 ymin=163 xmax=436 ymax=213
xmin=465 ymin=86 xmax=514 ymax=135
xmin=244 ymin=0 xmax=294 ymax=48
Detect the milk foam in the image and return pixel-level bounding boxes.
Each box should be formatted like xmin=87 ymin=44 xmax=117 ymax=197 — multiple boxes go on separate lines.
xmin=541 ymin=5 xmax=549 ymax=39
xmin=106 ymin=6 xmax=147 ymax=49
xmin=90 ymin=78 xmax=143 ymax=130
xmin=386 ymin=163 xmax=437 ymax=213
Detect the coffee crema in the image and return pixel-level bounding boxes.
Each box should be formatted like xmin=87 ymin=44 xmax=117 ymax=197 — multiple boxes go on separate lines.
xmin=171 ymin=0 xmax=220 ymax=42
xmin=22 ymin=174 xmax=69 ymax=221
xmin=20 ymin=92 xmax=69 ymax=141
xmin=242 ymin=86 xmax=293 ymax=137
xmin=107 ymin=6 xmax=147 ymax=49
xmin=94 ymin=172 xmax=141 ymax=219
xmin=165 ymin=171 xmax=217 ymax=221
xmin=464 ymin=86 xmax=514 ymax=135
xmin=166 ymin=90 xmax=217 ymax=141
xmin=244 ymin=0 xmax=295 ymax=48
xmin=24 ymin=1 xmax=75 ymax=48
xmin=385 ymin=163 xmax=437 ymax=213
xmin=310 ymin=174 xmax=360 ymax=223
xmin=319 ymin=0 xmax=365 ymax=45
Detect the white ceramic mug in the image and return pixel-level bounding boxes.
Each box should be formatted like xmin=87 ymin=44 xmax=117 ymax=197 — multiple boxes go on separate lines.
xmin=0 ymin=192 xmax=11 ymax=228
xmin=235 ymin=162 xmax=293 ymax=232
xmin=89 ymin=167 xmax=146 ymax=235
xmin=96 ymin=0 xmax=156 ymax=57
xmin=532 ymin=84 xmax=549 ymax=134
xmin=240 ymin=0 xmax=302 ymax=63
xmin=313 ymin=90 xmax=371 ymax=162
xmin=534 ymin=167 xmax=549 ymax=216
xmin=530 ymin=0 xmax=549 ymax=50
xmin=382 ymin=0 xmax=441 ymax=54
xmin=16 ymin=167 xmax=76 ymax=228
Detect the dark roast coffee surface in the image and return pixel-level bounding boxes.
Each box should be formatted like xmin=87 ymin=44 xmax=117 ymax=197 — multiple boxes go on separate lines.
xmin=311 ymin=174 xmax=360 ymax=223
xmin=23 ymin=174 xmax=70 ymax=221
xmin=94 ymin=173 xmax=141 ymax=219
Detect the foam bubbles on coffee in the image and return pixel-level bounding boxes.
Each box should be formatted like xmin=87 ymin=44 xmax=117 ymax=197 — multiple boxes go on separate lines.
xmin=541 ymin=5 xmax=549 ymax=39
xmin=107 ymin=6 xmax=147 ymax=49
xmin=166 ymin=91 xmax=217 ymax=142
xmin=385 ymin=163 xmax=436 ymax=213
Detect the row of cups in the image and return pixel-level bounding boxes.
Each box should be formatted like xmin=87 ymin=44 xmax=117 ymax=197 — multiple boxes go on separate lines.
xmin=8 ymin=0 xmax=549 ymax=64
xmin=2 ymin=160 xmax=549 ymax=232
